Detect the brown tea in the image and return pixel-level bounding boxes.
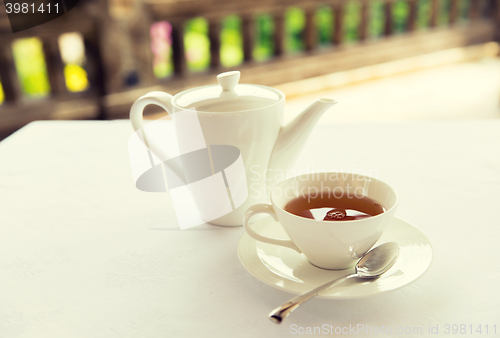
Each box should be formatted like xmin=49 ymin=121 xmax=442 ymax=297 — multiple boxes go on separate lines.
xmin=284 ymin=193 xmax=385 ymax=221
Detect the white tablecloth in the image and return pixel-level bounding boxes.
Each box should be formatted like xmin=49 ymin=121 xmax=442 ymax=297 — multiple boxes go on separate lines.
xmin=0 ymin=120 xmax=499 ymax=338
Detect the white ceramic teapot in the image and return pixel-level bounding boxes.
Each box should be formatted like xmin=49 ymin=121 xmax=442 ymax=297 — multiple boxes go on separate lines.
xmin=130 ymin=71 xmax=337 ymax=226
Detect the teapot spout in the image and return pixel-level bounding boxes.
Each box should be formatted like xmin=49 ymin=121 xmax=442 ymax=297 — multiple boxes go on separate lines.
xmin=268 ymin=98 xmax=337 ymax=172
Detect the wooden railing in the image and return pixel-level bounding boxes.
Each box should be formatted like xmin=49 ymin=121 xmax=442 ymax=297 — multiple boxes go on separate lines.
xmin=104 ymin=0 xmax=500 ymax=117
xmin=0 ymin=0 xmax=105 ymax=135
xmin=0 ymin=0 xmax=499 ymax=135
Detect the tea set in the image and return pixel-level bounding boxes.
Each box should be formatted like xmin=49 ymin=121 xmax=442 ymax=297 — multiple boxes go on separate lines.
xmin=129 ymin=71 xmax=433 ymax=320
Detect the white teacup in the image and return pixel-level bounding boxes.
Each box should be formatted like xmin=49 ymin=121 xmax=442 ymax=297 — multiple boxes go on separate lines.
xmin=243 ymin=172 xmax=398 ymax=270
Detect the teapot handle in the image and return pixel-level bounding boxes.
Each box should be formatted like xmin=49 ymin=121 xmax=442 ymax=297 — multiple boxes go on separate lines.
xmin=130 ymin=91 xmax=185 ymax=183
xmin=130 ymin=91 xmax=173 ymax=135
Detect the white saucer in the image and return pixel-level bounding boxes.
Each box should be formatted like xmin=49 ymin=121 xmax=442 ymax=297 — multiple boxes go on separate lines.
xmin=237 ymin=216 xmax=433 ymax=299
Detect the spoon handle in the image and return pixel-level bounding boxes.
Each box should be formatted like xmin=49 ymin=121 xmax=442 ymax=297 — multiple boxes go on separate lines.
xmin=268 ymin=274 xmax=357 ymax=324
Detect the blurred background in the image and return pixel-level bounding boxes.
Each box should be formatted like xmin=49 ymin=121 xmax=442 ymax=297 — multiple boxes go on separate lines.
xmin=0 ymin=0 xmax=499 ymax=139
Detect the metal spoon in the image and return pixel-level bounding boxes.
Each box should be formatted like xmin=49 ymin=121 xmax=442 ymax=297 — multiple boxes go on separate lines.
xmin=268 ymin=242 xmax=400 ymax=324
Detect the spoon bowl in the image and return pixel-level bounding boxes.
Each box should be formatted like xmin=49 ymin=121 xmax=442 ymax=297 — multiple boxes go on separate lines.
xmin=268 ymin=242 xmax=400 ymax=324
xmin=356 ymin=242 xmax=400 ymax=278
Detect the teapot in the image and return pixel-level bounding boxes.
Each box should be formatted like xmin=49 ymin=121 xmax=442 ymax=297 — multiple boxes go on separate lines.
xmin=130 ymin=71 xmax=337 ymax=226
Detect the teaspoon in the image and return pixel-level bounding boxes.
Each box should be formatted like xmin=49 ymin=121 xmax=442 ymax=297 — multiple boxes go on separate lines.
xmin=268 ymin=242 xmax=400 ymax=324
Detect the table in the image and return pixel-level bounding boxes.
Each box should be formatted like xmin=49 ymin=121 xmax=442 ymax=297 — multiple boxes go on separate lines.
xmin=1 ymin=120 xmax=499 ymax=338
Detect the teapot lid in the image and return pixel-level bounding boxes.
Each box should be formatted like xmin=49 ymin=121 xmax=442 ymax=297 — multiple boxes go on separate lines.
xmin=173 ymin=71 xmax=282 ymax=112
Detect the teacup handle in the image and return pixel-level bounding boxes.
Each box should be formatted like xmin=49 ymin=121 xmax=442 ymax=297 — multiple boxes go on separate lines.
xmin=243 ymin=204 xmax=301 ymax=253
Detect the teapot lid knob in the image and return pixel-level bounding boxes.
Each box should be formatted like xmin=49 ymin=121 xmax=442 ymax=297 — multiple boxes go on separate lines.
xmin=217 ymin=71 xmax=240 ymax=91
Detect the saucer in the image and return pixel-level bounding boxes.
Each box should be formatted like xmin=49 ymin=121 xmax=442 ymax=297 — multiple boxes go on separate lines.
xmin=237 ymin=216 xmax=432 ymax=299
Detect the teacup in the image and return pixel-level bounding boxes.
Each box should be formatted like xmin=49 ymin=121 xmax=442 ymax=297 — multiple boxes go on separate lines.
xmin=243 ymin=172 xmax=398 ymax=270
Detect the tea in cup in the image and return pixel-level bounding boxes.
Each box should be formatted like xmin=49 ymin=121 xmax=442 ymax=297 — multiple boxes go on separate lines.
xmin=243 ymin=172 xmax=398 ymax=270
